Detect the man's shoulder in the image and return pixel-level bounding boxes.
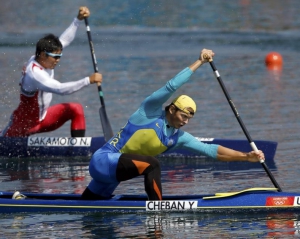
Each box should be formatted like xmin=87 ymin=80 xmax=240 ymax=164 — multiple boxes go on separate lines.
xmin=24 ymin=60 xmax=51 ymax=83
xmin=31 ymin=62 xmax=43 ymax=71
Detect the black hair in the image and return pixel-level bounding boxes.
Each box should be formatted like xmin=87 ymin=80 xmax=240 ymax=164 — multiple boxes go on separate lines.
xmin=165 ymin=103 xmax=177 ymax=112
xmin=35 ymin=34 xmax=63 ymax=58
xmin=165 ymin=104 xmax=171 ymax=112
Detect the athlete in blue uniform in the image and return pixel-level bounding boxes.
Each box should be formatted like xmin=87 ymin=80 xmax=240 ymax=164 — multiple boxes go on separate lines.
xmin=81 ymin=49 xmax=265 ymax=200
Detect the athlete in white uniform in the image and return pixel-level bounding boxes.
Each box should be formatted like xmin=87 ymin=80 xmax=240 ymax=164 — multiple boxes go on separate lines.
xmin=1 ymin=6 xmax=102 ymax=137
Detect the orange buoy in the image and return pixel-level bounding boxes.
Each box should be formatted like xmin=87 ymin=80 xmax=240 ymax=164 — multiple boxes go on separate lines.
xmin=265 ymin=52 xmax=283 ymax=71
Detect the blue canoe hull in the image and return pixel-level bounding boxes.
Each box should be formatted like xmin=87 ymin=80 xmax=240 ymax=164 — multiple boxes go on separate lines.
xmin=0 ymin=136 xmax=278 ymax=160
xmin=0 ymin=190 xmax=299 ymax=213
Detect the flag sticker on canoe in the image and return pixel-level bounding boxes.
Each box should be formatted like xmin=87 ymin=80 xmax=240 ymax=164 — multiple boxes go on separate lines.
xmin=27 ymin=137 xmax=92 ymax=147
xmin=146 ymin=201 xmax=198 ymax=211
xmin=266 ymin=196 xmax=296 ymax=206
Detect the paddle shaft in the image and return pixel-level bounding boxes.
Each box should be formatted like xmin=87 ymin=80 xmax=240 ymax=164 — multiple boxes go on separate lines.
xmin=84 ymin=18 xmax=114 ymax=141
xmin=84 ymin=18 xmax=103 ymax=105
xmin=205 ymin=57 xmax=282 ymax=192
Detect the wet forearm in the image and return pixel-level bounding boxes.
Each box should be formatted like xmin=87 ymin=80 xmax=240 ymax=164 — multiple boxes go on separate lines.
xmin=189 ymin=60 xmax=204 ymax=72
xmin=216 ymin=145 xmax=248 ymax=162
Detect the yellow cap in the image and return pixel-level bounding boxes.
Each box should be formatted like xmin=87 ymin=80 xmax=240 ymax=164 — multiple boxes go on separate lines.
xmin=172 ymin=95 xmax=196 ymax=115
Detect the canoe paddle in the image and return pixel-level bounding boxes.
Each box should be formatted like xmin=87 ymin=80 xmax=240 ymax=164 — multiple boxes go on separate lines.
xmin=84 ymin=17 xmax=114 ymax=142
xmin=204 ymin=55 xmax=282 ymax=192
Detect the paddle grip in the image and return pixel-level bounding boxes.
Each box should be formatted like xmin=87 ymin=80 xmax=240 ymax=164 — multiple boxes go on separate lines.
xmin=203 ymin=53 xmax=213 ymax=62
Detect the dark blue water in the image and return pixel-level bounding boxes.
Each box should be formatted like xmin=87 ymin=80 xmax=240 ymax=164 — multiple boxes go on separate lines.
xmin=1 ymin=0 xmax=300 ymax=238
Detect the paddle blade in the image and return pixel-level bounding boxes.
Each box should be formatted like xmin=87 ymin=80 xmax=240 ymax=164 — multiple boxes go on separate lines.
xmin=99 ymin=106 xmax=114 ymax=142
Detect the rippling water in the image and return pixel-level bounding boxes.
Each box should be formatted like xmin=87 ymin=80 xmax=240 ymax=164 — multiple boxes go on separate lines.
xmin=1 ymin=0 xmax=300 ymax=238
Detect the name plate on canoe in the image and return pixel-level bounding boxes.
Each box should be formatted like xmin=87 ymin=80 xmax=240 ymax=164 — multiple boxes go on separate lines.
xmin=146 ymin=200 xmax=198 ymax=211
xmin=27 ymin=137 xmax=92 ymax=147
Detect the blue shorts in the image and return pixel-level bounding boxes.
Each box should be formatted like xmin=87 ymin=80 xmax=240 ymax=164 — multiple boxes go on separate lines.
xmin=88 ymin=148 xmax=121 ymax=197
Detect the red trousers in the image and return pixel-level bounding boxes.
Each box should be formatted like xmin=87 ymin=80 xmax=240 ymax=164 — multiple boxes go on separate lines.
xmin=4 ymin=102 xmax=85 ymax=137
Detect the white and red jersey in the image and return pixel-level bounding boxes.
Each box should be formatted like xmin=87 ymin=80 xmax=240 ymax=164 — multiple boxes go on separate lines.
xmin=1 ymin=18 xmax=90 ymax=137
xmin=20 ymin=55 xmax=89 ymax=121
xmin=20 ymin=18 xmax=90 ymax=121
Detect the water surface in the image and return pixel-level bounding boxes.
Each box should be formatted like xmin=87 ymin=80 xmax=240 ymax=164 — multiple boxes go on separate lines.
xmin=1 ymin=0 xmax=300 ymax=238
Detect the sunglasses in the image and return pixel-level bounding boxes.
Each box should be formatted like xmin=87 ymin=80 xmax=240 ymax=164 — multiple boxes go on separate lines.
xmin=173 ymin=104 xmax=194 ymax=118
xmin=45 ymin=51 xmax=63 ymax=59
